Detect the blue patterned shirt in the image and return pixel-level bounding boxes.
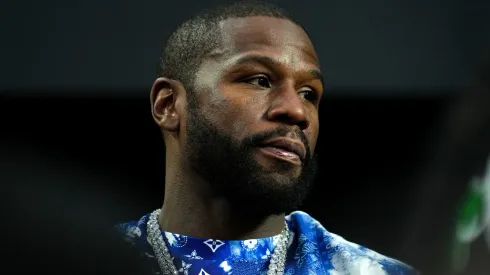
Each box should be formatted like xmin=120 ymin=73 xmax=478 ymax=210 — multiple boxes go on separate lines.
xmin=116 ymin=211 xmax=415 ymax=275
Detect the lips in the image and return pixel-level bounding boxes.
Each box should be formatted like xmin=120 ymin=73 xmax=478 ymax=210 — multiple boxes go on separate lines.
xmin=259 ymin=137 xmax=306 ymax=161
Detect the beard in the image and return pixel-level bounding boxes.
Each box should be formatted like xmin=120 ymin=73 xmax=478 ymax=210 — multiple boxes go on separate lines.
xmin=184 ymin=97 xmax=318 ymax=218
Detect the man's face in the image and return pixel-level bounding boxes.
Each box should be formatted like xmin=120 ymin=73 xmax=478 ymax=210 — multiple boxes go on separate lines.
xmin=183 ymin=16 xmax=323 ymax=216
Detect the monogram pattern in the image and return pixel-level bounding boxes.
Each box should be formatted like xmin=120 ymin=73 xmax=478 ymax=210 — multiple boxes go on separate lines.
xmin=116 ymin=211 xmax=416 ymax=274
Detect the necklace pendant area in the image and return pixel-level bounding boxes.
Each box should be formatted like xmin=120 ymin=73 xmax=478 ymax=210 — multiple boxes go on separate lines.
xmin=147 ymin=209 xmax=289 ymax=275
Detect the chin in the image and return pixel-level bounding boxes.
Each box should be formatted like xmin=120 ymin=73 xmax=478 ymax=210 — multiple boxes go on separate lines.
xmin=265 ymin=172 xmax=302 ymax=187
xmin=255 ymin=154 xmax=303 ymax=176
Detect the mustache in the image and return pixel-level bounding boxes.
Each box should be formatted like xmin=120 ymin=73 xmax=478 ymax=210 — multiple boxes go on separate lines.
xmin=243 ymin=126 xmax=311 ymax=157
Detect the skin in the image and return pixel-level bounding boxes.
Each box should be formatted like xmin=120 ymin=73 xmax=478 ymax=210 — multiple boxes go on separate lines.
xmin=150 ymin=16 xmax=323 ymax=240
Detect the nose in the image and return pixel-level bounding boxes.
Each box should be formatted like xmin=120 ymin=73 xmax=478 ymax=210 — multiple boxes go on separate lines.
xmin=266 ymin=84 xmax=310 ymax=130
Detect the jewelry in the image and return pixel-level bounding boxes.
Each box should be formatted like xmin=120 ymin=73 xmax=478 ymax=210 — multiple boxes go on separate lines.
xmin=147 ymin=209 xmax=290 ymax=275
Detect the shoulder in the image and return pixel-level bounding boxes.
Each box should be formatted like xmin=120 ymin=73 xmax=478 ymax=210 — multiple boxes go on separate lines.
xmin=286 ymin=211 xmax=417 ymax=275
xmin=115 ymin=213 xmax=151 ymax=247
xmin=114 ymin=214 xmax=161 ymax=273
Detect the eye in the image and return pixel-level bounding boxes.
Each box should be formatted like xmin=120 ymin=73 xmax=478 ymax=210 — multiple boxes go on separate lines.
xmin=298 ymin=88 xmax=318 ymax=102
xmin=244 ymin=75 xmax=271 ymax=88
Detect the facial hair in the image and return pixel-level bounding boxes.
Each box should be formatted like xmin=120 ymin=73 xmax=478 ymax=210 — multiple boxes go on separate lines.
xmin=184 ymin=97 xmax=318 ymax=218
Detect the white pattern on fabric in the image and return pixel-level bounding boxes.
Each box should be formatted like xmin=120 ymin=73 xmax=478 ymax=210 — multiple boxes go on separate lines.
xmin=220 ymin=261 xmax=232 ymax=272
xmin=166 ymin=233 xmax=188 ymax=248
xmin=185 ymin=250 xmax=204 ymax=260
xmin=115 ymin=211 xmax=417 ymax=275
xmin=261 ymin=249 xmax=271 ymax=260
xmin=178 ymin=260 xmax=192 ymax=275
xmin=242 ymin=239 xmax=259 ymax=251
xmin=203 ymin=239 xmax=225 ymax=253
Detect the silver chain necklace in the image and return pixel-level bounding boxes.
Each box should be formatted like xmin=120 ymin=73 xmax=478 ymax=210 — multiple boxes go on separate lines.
xmin=147 ymin=209 xmax=290 ymax=275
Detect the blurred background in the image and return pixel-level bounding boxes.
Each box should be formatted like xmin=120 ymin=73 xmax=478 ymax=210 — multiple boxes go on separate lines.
xmin=1 ymin=0 xmax=490 ymax=274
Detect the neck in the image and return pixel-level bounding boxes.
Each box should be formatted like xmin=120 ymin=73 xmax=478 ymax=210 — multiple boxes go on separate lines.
xmin=158 ymin=163 xmax=285 ymax=240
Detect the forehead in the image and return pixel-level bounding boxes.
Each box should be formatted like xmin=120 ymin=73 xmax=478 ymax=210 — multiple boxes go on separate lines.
xmin=216 ymin=16 xmax=319 ymax=67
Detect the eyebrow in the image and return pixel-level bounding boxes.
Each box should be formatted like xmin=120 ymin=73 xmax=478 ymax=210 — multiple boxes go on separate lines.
xmin=232 ymin=55 xmax=324 ymax=87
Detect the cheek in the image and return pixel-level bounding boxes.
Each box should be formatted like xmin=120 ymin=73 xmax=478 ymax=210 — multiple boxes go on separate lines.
xmin=204 ymin=99 xmax=253 ymax=139
xmin=210 ymin=86 xmax=265 ymax=140
xmin=310 ymin=134 xmax=318 ymax=153
xmin=307 ymin=117 xmax=320 ymax=152
xmin=228 ymin=98 xmax=267 ymax=140
xmin=228 ymin=107 xmax=260 ymax=141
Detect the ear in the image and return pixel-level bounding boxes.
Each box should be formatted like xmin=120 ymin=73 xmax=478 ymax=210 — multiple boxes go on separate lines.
xmin=150 ymin=77 xmax=186 ymax=133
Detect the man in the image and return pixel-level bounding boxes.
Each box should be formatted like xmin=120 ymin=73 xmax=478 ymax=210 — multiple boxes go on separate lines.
xmin=116 ymin=1 xmax=415 ymax=274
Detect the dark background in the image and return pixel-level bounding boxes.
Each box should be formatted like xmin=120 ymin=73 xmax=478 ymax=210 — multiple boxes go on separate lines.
xmin=1 ymin=0 xmax=490 ymax=274
xmin=1 ymin=0 xmax=490 ymax=92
